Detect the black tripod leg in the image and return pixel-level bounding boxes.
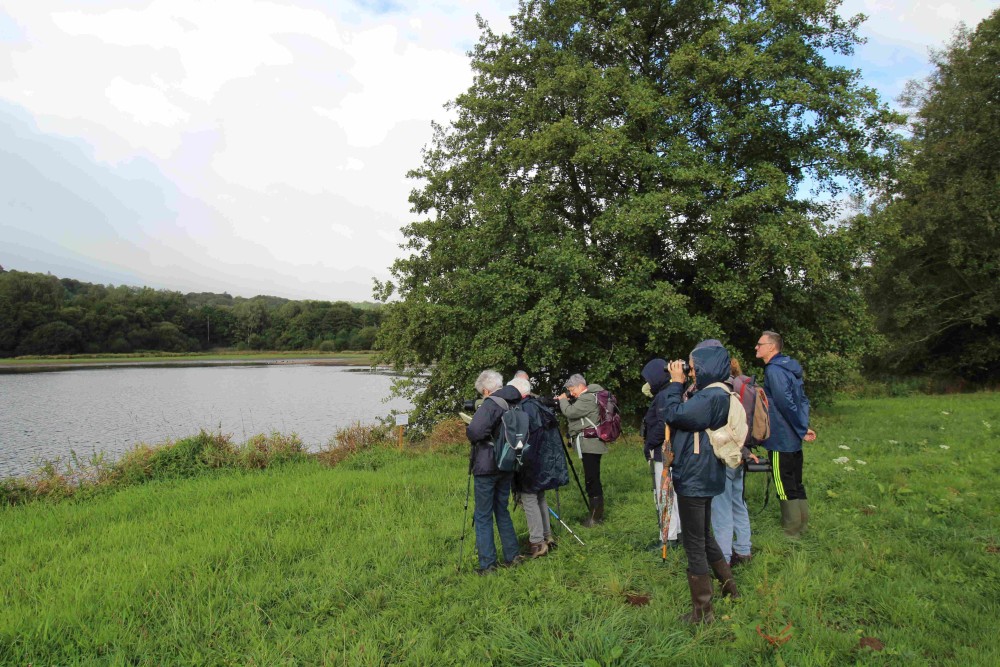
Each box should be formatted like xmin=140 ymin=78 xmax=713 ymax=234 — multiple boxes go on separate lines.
xmin=561 ymin=434 xmax=590 ymax=511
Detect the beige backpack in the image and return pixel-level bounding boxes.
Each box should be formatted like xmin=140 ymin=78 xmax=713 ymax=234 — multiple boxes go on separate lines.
xmin=692 ymin=382 xmax=748 ymax=469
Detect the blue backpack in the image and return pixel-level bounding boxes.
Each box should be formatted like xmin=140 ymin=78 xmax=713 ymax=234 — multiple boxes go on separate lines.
xmin=487 ymin=396 xmax=531 ymax=472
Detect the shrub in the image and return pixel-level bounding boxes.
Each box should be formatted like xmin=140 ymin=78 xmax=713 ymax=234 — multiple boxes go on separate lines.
xmin=316 ymin=422 xmax=390 ymax=467
xmin=239 ymin=432 xmax=306 ymax=469
xmin=428 ymin=418 xmax=467 ymax=447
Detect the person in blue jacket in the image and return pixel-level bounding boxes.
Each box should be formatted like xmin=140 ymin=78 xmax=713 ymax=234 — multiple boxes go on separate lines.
xmin=755 ymin=331 xmax=817 ymax=538
xmin=641 ymin=359 xmax=680 ymax=548
xmin=657 ymin=343 xmax=741 ymax=624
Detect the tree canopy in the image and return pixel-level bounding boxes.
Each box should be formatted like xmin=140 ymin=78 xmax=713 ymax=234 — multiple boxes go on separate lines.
xmin=376 ymin=0 xmax=901 ymax=428
xmin=865 ymin=8 xmax=1000 ymax=381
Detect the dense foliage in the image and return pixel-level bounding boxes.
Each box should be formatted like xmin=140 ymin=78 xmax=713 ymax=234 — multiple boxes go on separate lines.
xmin=0 ymin=268 xmax=381 ymax=356
xmin=376 ymin=0 xmax=901 ymax=428
xmin=864 ymin=9 xmax=1000 ymax=381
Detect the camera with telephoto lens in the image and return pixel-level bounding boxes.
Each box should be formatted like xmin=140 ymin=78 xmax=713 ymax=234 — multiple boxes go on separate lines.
xmin=462 ymin=399 xmax=477 ymax=412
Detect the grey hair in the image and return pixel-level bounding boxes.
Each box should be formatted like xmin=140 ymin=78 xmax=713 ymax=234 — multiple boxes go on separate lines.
xmin=762 ymin=330 xmax=783 ymax=352
xmin=564 ymin=373 xmax=587 ymax=389
xmin=475 ymin=369 xmax=503 ymax=395
xmin=514 ymin=370 xmax=530 ymax=380
xmin=508 ymin=377 xmax=531 ymax=397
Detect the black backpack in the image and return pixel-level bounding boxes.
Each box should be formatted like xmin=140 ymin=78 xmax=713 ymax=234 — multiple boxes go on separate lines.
xmin=487 ymin=396 xmax=531 ymax=472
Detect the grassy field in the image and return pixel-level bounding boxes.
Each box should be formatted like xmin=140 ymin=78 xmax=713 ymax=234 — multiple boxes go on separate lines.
xmin=1 ymin=394 xmax=998 ymax=665
xmin=0 ymin=351 xmax=373 ymax=367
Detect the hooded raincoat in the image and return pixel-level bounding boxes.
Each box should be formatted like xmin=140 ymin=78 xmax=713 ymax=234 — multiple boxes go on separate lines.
xmin=762 ymin=353 xmax=810 ymax=453
xmin=641 ymin=359 xmax=670 ymax=463
xmin=466 ymin=383 xmax=524 ymax=476
xmin=655 ymin=346 xmax=730 ymax=497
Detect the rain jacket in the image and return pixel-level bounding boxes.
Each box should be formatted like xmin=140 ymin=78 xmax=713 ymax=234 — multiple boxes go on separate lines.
xmin=762 ymin=353 xmax=810 ymax=453
xmin=559 ymin=384 xmax=608 ymax=455
xmin=641 ymin=359 xmax=670 ymax=463
xmin=466 ymin=384 xmax=523 ymax=476
xmin=515 ymin=397 xmax=570 ymax=493
xmin=656 ymin=346 xmax=730 ymax=497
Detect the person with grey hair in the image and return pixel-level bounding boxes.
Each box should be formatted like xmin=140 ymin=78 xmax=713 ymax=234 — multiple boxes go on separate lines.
xmin=465 ymin=370 xmax=524 ymax=573
xmin=508 ymin=376 xmax=568 ymax=557
xmin=558 ymin=373 xmax=608 ymax=526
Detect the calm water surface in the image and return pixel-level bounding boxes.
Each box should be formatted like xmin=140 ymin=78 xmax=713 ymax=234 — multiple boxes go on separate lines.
xmin=0 ymin=365 xmax=411 ymax=478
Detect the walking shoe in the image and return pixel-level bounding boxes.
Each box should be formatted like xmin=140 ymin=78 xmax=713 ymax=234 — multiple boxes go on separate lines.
xmin=544 ymin=534 xmax=557 ymax=551
xmin=730 ymin=552 xmax=752 ymax=568
xmin=475 ymin=565 xmax=497 ymax=576
xmin=501 ymin=555 xmax=526 ymax=568
xmin=528 ymin=541 xmax=549 ymax=558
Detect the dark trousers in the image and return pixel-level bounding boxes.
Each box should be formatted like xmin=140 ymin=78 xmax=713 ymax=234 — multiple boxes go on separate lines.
xmin=677 ymin=495 xmax=725 ymax=576
xmin=582 ymin=453 xmax=603 ymax=498
xmin=771 ymin=450 xmax=807 ymax=501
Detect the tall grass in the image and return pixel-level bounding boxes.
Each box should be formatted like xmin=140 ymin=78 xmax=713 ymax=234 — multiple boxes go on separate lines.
xmin=1 ymin=394 xmax=999 ymax=665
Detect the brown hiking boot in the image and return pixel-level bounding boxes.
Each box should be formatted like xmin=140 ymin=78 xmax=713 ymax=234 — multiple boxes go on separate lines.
xmin=528 ymin=541 xmax=549 ymax=558
xmin=709 ymin=558 xmax=740 ymax=599
xmin=680 ymin=572 xmax=714 ymax=625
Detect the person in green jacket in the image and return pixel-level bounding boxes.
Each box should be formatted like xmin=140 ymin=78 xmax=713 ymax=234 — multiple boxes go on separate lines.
xmin=558 ymin=373 xmax=608 ymax=526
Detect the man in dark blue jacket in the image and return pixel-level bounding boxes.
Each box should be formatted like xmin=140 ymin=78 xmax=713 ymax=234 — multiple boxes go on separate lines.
xmin=657 ymin=344 xmax=741 ymax=624
xmin=466 ymin=370 xmax=523 ymax=573
xmin=756 ymin=331 xmax=817 ymax=538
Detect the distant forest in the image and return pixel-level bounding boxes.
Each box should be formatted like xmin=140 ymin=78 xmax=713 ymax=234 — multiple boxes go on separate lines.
xmin=0 ymin=267 xmax=381 ymax=356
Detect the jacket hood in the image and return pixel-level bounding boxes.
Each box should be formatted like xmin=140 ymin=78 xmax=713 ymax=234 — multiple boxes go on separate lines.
xmin=641 ymin=358 xmax=670 ymax=393
xmin=691 ymin=345 xmax=731 ymax=389
xmin=491 ymin=383 xmax=524 ymax=403
xmin=768 ymin=353 xmax=803 ymax=379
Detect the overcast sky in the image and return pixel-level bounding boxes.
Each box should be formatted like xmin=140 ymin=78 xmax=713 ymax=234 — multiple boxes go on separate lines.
xmin=0 ymin=1 xmax=995 ymax=302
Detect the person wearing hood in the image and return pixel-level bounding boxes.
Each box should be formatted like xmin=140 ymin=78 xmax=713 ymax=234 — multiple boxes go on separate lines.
xmin=756 ymin=331 xmax=816 ymax=538
xmin=558 ymin=373 xmax=607 ymax=527
xmin=641 ymin=359 xmax=681 ymax=548
xmin=466 ymin=370 xmax=524 ymax=573
xmin=657 ymin=342 xmax=741 ymax=624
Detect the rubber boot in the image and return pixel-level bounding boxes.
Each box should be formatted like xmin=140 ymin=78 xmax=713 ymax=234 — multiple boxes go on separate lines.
xmin=582 ymin=496 xmax=604 ymax=527
xmin=709 ymin=558 xmax=740 ymax=599
xmin=779 ymin=500 xmax=802 ymax=538
xmin=797 ymin=498 xmax=809 ymax=534
xmin=680 ymin=572 xmax=715 ymax=625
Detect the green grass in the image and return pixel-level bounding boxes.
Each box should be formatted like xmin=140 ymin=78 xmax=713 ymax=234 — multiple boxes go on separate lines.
xmin=0 ymin=350 xmax=373 ymax=366
xmin=2 ymin=394 xmax=999 ymax=665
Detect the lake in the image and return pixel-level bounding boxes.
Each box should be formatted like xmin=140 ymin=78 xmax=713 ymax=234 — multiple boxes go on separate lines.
xmin=0 ymin=364 xmax=411 ymax=479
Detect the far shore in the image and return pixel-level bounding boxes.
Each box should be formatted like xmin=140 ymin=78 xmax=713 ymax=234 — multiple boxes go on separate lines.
xmin=0 ymin=351 xmax=375 ymax=372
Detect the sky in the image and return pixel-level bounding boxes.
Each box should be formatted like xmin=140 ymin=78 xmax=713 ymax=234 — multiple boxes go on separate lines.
xmin=0 ymin=1 xmax=996 ymax=302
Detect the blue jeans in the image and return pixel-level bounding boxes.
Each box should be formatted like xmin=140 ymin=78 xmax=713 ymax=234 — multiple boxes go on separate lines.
xmin=710 ymin=465 xmax=752 ymax=558
xmin=473 ymin=472 xmax=520 ymax=569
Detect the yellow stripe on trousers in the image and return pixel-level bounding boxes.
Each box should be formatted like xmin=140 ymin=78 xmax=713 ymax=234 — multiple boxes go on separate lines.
xmin=772 ymin=451 xmax=788 ymax=501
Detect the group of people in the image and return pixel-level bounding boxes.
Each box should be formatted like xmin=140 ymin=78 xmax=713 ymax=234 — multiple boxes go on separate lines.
xmin=464 ymin=331 xmax=815 ymax=625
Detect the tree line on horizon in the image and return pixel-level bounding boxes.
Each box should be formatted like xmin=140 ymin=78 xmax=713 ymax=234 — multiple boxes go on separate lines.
xmin=0 ymin=268 xmax=382 ymax=357
xmin=373 ymin=1 xmax=999 ymax=429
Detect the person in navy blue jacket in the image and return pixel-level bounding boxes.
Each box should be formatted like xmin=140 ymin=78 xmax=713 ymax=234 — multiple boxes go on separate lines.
xmin=657 ymin=343 xmax=741 ymax=624
xmin=755 ymin=331 xmax=817 ymax=537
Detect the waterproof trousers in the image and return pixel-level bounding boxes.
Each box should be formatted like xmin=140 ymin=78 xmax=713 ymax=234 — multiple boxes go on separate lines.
xmin=473 ymin=472 xmax=519 ymax=570
xmin=582 ymin=453 xmax=603 ymax=498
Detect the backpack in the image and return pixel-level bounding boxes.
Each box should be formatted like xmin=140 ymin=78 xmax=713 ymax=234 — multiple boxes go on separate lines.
xmin=581 ymin=389 xmax=622 ymax=443
xmin=487 ymin=396 xmax=531 ymax=472
xmin=734 ymin=376 xmax=770 ymax=446
xmin=693 ymin=382 xmax=748 ymax=469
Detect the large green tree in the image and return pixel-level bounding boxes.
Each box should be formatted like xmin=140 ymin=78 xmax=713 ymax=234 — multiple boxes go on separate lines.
xmin=865 ymin=9 xmax=1000 ymax=380
xmin=376 ymin=0 xmax=900 ymax=428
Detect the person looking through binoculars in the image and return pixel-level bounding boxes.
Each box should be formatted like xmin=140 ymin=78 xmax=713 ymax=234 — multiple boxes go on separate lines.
xmin=557 ymin=374 xmax=607 ymax=527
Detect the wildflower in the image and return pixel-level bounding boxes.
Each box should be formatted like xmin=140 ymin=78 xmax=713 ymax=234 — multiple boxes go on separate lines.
xmin=940 ymin=445 xmax=950 ymax=450
xmin=844 ymin=466 xmax=855 ymax=471
xmin=856 ymin=460 xmax=867 ymax=465
xmin=888 ymin=440 xmax=899 ymax=445
xmin=833 ymin=456 xmax=850 ymax=464
xmin=941 ymin=411 xmax=950 ymax=416
xmin=839 ymin=445 xmax=850 ymax=450
xmin=984 ymin=421 xmax=992 ymax=430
